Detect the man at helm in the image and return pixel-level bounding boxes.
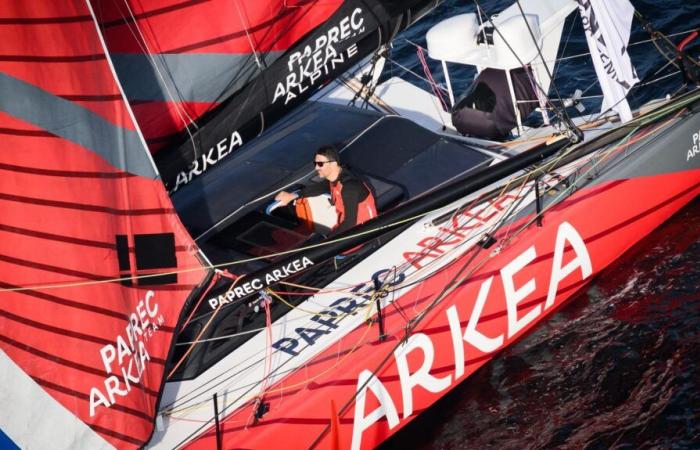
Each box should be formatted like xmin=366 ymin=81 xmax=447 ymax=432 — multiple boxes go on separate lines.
xmin=275 ymin=145 xmax=377 ymax=234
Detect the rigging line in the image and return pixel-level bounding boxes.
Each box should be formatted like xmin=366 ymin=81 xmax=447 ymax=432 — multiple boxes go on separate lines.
xmin=514 ymin=0 xmax=579 ymax=137
xmin=386 ymin=267 xmax=410 ymax=323
xmin=175 ymin=324 xmax=268 ymax=346
xmin=572 ymin=28 xmax=699 ymax=64
xmin=417 ymin=46 xmax=449 ymax=111
xmin=169 ymin=319 xmax=378 ymax=436
xmin=553 ymin=8 xmax=578 ymax=81
xmin=166 ymin=303 xmax=387 ymax=417
xmin=162 ymin=331 xmax=285 ymax=412
xmin=233 ymin=0 xmax=263 ymax=70
xmin=472 ymin=0 xmax=576 ymax=140
xmin=572 ymin=68 xmax=682 ymax=126
xmin=86 ymin=0 xmax=153 ymax=171
xmin=167 ymin=276 xmax=242 ymax=379
xmin=308 ymin=152 xmax=594 ymax=446
xmin=588 ymin=61 xmax=692 ymax=124
xmin=416 ymin=47 xmax=450 ymax=127
xmin=265 ymin=289 xmax=369 ymax=320
xmin=174 ymin=296 xmax=347 ymax=347
xmin=115 ymin=0 xmax=200 ymax=139
xmin=636 ymin=12 xmax=700 ymax=69
xmin=373 ymin=162 xmax=541 ymax=299
xmin=170 ymin=244 xmax=457 ymax=415
xmin=180 ymin=270 xmax=226 ymax=330
xmin=395 ymin=170 xmax=562 ymax=320
xmin=183 ymin=199 xmax=498 ymax=323
xmin=386 ymin=56 xmax=450 ymax=94
xmin=349 ymin=197 xmax=489 ymax=294
xmin=193 ymin=114 xmax=399 ymax=243
xmin=499 ymin=131 xmax=641 ymax=248
xmin=498 ymin=109 xmax=685 ymax=250
xmin=387 ymin=165 xmax=544 ymax=296
xmin=168 ymin=301 xmax=377 ymax=445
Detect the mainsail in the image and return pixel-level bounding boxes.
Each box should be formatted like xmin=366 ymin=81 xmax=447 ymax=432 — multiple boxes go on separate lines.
xmin=97 ymin=0 xmax=443 ymax=193
xmin=0 ymin=1 xmax=208 ymax=448
xmin=93 ymin=0 xmax=344 ymax=155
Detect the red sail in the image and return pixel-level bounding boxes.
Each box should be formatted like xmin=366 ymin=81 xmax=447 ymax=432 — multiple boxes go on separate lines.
xmin=0 ymin=2 xmax=208 ymax=448
xmin=92 ymin=0 xmax=344 ymax=153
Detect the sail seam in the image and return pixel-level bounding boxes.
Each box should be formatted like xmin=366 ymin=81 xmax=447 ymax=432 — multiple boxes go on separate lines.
xmin=0 ymin=192 xmax=174 ymax=215
xmin=0 ymin=162 xmax=132 ymax=178
xmin=36 ymin=378 xmax=154 ymax=422
xmin=0 ymin=281 xmax=128 ymax=319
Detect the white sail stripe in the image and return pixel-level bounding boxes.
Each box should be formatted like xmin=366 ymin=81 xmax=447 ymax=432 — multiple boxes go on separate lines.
xmin=0 ymin=349 xmax=113 ymax=450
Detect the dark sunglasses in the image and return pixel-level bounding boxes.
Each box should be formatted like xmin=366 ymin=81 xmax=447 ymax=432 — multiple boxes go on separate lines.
xmin=314 ymin=160 xmax=335 ymax=167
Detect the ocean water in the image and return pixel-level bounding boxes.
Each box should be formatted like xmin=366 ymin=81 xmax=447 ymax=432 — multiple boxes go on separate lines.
xmin=381 ymin=1 xmax=700 ymax=448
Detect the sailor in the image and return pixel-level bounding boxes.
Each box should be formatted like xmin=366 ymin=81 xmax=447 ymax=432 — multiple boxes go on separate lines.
xmin=275 ymin=145 xmax=377 ymax=234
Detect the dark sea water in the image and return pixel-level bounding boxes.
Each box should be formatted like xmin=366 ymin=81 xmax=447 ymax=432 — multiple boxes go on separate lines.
xmin=381 ymin=1 xmax=700 ymax=448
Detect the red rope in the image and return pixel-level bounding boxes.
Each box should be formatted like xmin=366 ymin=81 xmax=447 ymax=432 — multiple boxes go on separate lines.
xmin=678 ymin=31 xmax=698 ymax=52
xmin=417 ymin=46 xmax=450 ymax=111
xmin=180 ymin=270 xmax=222 ymax=330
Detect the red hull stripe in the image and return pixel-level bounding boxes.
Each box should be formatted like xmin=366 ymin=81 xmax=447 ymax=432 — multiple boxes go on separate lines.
xmin=585 ymin=180 xmax=700 ymax=241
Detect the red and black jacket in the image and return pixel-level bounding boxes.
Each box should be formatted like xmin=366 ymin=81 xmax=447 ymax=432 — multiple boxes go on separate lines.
xmin=300 ymin=168 xmax=377 ymax=234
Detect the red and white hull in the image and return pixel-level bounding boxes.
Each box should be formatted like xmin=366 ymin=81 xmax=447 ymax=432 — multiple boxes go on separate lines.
xmin=151 ymin=100 xmax=700 ymax=449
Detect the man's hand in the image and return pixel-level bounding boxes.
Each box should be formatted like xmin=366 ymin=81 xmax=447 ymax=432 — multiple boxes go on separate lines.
xmin=275 ymin=191 xmax=298 ymax=206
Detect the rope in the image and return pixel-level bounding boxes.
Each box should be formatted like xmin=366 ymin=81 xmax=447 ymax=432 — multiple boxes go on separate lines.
xmin=166 ymin=276 xmax=242 ymax=379
xmin=416 ymin=46 xmax=449 ymax=111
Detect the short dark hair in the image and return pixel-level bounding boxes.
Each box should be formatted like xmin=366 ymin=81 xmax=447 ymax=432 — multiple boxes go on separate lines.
xmin=315 ymin=144 xmax=341 ymax=164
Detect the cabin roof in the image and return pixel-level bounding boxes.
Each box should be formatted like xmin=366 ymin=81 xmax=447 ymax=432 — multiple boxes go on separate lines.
xmin=173 ymin=101 xmax=493 ymax=249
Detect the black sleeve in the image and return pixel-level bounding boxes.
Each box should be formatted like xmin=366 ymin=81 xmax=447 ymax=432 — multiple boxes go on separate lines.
xmin=333 ymin=179 xmax=365 ymax=235
xmin=298 ymin=181 xmax=330 ymax=198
